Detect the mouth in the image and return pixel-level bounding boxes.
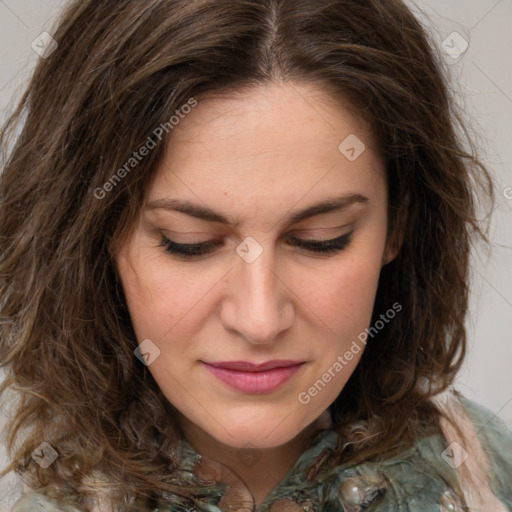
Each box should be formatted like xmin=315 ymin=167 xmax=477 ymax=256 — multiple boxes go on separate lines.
xmin=201 ymin=360 xmax=305 ymax=393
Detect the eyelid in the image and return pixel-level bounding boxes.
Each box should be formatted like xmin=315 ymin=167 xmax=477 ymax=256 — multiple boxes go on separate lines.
xmin=159 ymin=229 xmax=219 ymax=243
xmin=161 ymin=225 xmax=352 ymax=238
xmin=156 ymin=226 xmax=353 ymax=249
xmin=282 ymin=224 xmax=353 ymax=246
xmin=159 ymin=230 xmax=353 ymax=260
xmin=290 ymin=226 xmax=352 ymax=238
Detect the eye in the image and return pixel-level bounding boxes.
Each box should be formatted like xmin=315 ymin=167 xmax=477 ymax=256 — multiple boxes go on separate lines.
xmin=288 ymin=232 xmax=353 ymax=254
xmin=159 ymin=237 xmax=221 ymax=258
xmin=160 ymin=232 xmax=353 ymax=260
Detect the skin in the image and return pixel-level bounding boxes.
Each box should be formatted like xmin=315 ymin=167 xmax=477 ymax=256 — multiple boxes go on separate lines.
xmin=115 ymin=81 xmax=397 ymax=506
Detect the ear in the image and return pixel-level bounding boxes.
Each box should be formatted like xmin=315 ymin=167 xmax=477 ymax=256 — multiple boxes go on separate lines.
xmin=381 ymin=209 xmax=407 ymax=267
xmin=382 ymin=237 xmax=400 ymax=266
xmin=382 ymin=192 xmax=411 ymax=266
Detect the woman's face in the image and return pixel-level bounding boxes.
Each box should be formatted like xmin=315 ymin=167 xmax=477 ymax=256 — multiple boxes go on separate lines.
xmin=115 ymin=82 xmax=394 ymax=449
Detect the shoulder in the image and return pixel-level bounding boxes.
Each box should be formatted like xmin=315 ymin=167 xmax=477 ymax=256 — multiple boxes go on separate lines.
xmin=457 ymin=393 xmax=512 ymax=463
xmin=315 ymin=391 xmax=512 ymax=512
xmin=318 ymin=434 xmax=465 ymax=512
xmin=454 ymin=394 xmax=512 ymax=508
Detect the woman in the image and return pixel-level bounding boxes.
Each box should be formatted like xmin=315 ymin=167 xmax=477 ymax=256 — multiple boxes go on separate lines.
xmin=0 ymin=0 xmax=511 ymax=511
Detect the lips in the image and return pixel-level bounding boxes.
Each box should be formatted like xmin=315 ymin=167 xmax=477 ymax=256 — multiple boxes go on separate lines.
xmin=202 ymin=360 xmax=305 ymax=393
xmin=205 ymin=360 xmax=303 ymax=371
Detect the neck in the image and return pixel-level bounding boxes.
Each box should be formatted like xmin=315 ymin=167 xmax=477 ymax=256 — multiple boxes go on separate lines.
xmin=178 ymin=411 xmax=333 ymax=507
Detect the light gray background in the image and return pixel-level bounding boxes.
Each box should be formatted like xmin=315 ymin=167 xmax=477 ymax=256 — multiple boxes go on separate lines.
xmin=0 ymin=1 xmax=510 ymax=498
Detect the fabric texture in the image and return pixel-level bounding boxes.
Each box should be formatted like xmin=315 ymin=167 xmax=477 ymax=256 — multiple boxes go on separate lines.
xmin=10 ymin=393 xmax=512 ymax=512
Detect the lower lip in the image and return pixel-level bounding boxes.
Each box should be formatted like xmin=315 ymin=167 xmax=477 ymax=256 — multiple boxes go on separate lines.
xmin=202 ymin=363 xmax=304 ymax=393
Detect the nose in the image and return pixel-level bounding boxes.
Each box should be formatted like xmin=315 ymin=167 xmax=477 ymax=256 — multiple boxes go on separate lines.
xmin=220 ymin=238 xmax=295 ymax=345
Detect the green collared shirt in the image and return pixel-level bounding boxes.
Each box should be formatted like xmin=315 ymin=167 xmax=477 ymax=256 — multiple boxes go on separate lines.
xmin=12 ymin=396 xmax=512 ymax=511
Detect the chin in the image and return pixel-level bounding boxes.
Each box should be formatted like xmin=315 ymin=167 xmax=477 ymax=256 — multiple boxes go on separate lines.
xmin=204 ymin=409 xmax=313 ymax=450
xmin=212 ymin=427 xmax=298 ymax=450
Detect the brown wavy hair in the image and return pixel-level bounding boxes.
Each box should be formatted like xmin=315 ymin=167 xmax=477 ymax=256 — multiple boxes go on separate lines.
xmin=0 ymin=0 xmax=494 ymax=509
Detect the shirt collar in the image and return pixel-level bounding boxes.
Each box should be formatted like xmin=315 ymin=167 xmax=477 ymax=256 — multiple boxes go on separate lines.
xmin=175 ymin=427 xmax=340 ymax=511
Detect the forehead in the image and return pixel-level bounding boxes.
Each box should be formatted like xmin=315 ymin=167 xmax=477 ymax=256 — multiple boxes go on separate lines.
xmin=168 ymin=81 xmax=375 ymax=154
xmin=146 ymin=82 xmax=385 ymax=224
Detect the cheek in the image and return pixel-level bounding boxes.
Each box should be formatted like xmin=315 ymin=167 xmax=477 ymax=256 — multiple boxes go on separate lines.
xmin=296 ymin=256 xmax=383 ymax=409
xmin=313 ymin=254 xmax=383 ymax=338
xmin=116 ymin=248 xmax=170 ymax=339
xmin=117 ymin=247 xmax=212 ymax=342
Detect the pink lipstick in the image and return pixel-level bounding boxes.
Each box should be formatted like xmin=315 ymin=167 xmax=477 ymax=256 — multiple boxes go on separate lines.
xmin=202 ymin=360 xmax=304 ymax=393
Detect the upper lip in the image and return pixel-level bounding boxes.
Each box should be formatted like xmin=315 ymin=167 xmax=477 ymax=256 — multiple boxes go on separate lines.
xmin=203 ymin=360 xmax=304 ymax=372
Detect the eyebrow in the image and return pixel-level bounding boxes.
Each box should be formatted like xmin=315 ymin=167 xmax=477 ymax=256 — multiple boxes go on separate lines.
xmin=145 ymin=193 xmax=369 ymax=227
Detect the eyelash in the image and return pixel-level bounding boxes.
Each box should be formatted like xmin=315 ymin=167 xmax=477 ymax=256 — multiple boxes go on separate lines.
xmin=159 ymin=232 xmax=353 ymax=259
